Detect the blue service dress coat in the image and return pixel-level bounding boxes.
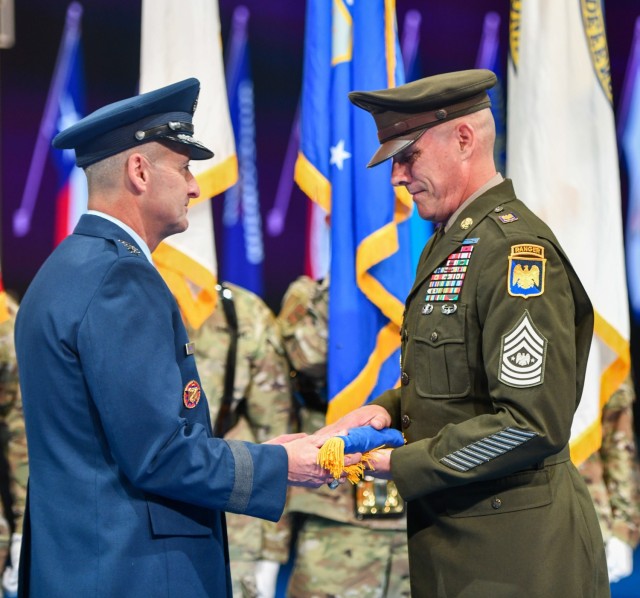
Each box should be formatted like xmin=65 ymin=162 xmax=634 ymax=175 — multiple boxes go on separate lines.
xmin=14 ymin=214 xmax=288 ymax=597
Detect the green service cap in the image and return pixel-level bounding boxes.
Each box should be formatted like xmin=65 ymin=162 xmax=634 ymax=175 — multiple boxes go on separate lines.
xmin=349 ymin=69 xmax=497 ymax=167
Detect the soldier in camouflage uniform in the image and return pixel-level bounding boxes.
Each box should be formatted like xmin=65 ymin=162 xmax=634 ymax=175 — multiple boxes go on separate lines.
xmin=578 ymin=375 xmax=640 ymax=583
xmin=0 ymin=295 xmax=28 ymax=597
xmin=278 ymin=276 xmax=410 ymax=598
xmin=185 ymin=282 xmax=293 ymax=598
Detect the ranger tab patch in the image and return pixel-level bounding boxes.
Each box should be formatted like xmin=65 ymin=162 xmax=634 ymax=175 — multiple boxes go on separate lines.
xmin=508 ymin=244 xmax=546 ymax=298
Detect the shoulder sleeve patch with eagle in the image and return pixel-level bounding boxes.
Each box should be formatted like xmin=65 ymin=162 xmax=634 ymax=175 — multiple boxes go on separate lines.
xmin=507 ymin=244 xmax=546 ymax=298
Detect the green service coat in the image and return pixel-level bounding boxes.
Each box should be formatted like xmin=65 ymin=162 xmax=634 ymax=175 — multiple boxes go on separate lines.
xmin=374 ymin=179 xmax=609 ymax=597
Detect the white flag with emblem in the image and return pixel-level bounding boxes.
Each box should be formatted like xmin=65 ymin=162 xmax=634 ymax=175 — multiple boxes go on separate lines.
xmin=506 ymin=0 xmax=630 ymax=465
xmin=140 ymin=0 xmax=238 ymax=328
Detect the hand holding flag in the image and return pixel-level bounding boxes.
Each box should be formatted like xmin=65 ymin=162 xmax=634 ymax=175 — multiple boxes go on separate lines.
xmin=317 ymin=425 xmax=404 ymax=485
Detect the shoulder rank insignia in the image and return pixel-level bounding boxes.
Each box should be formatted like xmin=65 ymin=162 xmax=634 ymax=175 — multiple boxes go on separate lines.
xmin=498 ymin=310 xmax=547 ymax=388
xmin=183 ymin=380 xmax=201 ymax=409
xmin=425 ymin=241 xmax=478 ymax=302
xmin=118 ymin=239 xmax=141 ymax=255
xmin=508 ymin=244 xmax=546 ymax=298
xmin=499 ymin=212 xmax=519 ymax=224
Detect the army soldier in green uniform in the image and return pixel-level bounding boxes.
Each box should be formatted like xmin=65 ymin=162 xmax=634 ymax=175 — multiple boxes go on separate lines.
xmin=322 ymin=69 xmax=609 ymax=597
xmin=579 ymin=375 xmax=640 ymax=583
xmin=0 ymin=295 xmax=28 ymax=598
xmin=278 ymin=276 xmax=410 ymax=598
xmin=185 ymin=282 xmax=293 ymax=597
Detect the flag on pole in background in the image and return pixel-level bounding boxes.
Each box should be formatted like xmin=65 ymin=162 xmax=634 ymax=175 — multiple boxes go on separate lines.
xmin=295 ymin=0 xmax=413 ymax=423
xmin=12 ymin=2 xmax=86 ymax=242
xmin=619 ymin=17 xmax=640 ymax=323
xmin=51 ymin=9 xmax=87 ymax=246
xmin=221 ymin=6 xmax=264 ymax=296
xmin=506 ymin=0 xmax=630 ymax=466
xmin=400 ymin=8 xmax=432 ymax=276
xmin=140 ymin=0 xmax=238 ymax=329
xmin=475 ymin=11 xmax=506 ymax=175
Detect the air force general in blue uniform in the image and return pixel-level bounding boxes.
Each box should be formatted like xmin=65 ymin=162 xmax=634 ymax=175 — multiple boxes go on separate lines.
xmin=14 ymin=79 xmax=305 ymax=597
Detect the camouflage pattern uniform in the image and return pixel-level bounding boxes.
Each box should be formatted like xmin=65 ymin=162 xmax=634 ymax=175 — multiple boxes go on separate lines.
xmin=578 ymin=375 xmax=640 ymax=550
xmin=185 ymin=283 xmax=293 ymax=598
xmin=278 ymin=276 xmax=410 ymax=598
xmin=0 ymin=295 xmax=28 ymax=568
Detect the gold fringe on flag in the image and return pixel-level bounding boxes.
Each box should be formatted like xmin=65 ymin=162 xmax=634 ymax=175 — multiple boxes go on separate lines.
xmin=317 ymin=437 xmax=383 ymax=484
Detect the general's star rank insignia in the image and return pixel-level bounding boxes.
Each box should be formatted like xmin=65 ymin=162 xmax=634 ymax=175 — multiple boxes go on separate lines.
xmin=118 ymin=239 xmax=141 ymax=255
xmin=507 ymin=244 xmax=546 ymax=298
xmin=183 ymin=380 xmax=201 ymax=409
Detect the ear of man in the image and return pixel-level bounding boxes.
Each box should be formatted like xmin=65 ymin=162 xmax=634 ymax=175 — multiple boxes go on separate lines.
xmin=456 ymin=121 xmax=475 ymax=159
xmin=126 ymin=151 xmax=152 ymax=194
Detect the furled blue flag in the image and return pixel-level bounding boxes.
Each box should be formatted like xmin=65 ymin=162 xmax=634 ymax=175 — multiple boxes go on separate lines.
xmin=619 ymin=16 xmax=640 ymax=322
xmin=475 ymin=11 xmax=506 ymax=175
xmin=294 ymin=0 xmax=413 ymax=423
xmin=221 ymin=6 xmax=264 ymax=295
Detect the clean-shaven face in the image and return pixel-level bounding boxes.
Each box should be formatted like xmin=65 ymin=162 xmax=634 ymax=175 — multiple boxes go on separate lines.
xmin=144 ymin=144 xmax=200 ymax=239
xmin=390 ymin=123 xmax=466 ymax=224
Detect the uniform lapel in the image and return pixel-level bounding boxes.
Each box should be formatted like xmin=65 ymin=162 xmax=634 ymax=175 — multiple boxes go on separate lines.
xmin=73 ymin=213 xmax=142 ymax=253
xmin=407 ymin=180 xmax=517 ymax=303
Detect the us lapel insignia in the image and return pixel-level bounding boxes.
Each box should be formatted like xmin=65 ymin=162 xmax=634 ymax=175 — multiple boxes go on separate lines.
xmin=183 ymin=380 xmax=201 ymax=409
xmin=460 ymin=217 xmax=473 ymax=230
xmin=508 ymin=244 xmax=546 ymax=298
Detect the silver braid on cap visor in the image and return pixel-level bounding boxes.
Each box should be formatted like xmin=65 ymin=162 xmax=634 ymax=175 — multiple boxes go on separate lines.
xmin=134 ymin=121 xmax=194 ymax=141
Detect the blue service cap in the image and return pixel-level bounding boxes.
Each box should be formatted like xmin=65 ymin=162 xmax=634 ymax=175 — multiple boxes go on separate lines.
xmin=52 ymin=77 xmax=214 ymax=168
